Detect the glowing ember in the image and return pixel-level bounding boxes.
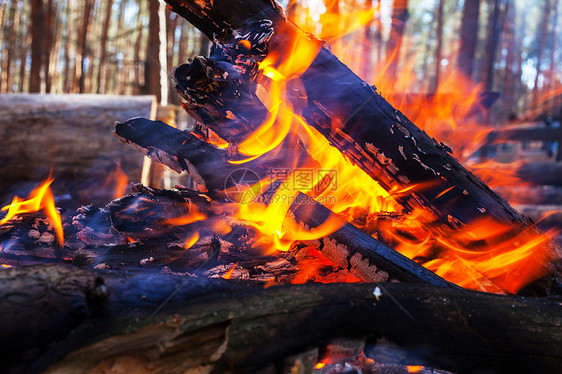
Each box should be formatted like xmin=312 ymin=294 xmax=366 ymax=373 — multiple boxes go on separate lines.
xmin=406 ymin=365 xmax=424 ymax=373
xmin=314 ymin=362 xmax=326 ymax=369
xmin=104 ymin=163 xmax=129 ymax=199
xmin=0 ymin=178 xmax=64 ymax=246
xmin=163 ymin=204 xmax=207 ymax=226
xmin=183 ymin=232 xmax=200 ymax=250
xmin=223 ymin=262 xmax=239 ymax=279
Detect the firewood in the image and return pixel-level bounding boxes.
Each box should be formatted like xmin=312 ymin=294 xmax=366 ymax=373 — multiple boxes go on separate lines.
xmin=115 ymin=118 xmax=452 ymax=287
xmin=162 ymin=0 xmax=559 ymax=293
xmin=165 ymin=1 xmax=525 ymax=230
xmin=1 ymin=264 xmax=561 ymax=373
xmin=0 ymin=94 xmax=155 ymax=204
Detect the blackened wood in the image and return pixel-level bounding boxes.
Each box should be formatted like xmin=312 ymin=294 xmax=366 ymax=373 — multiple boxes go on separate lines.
xmin=290 ymin=192 xmax=454 ymax=286
xmin=163 ymin=0 xmax=539 ymax=232
xmin=1 ymin=265 xmax=561 ymax=373
xmin=163 ymin=0 xmax=559 ymax=293
xmin=115 ymin=118 xmax=233 ymax=196
xmin=115 ymin=118 xmax=452 ymax=287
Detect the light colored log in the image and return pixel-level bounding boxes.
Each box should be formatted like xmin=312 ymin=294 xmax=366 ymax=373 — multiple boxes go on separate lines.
xmin=0 ymin=94 xmax=156 ymax=202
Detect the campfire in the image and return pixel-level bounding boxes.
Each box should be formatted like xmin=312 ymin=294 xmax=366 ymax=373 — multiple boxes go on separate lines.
xmin=1 ymin=0 xmax=561 ymax=373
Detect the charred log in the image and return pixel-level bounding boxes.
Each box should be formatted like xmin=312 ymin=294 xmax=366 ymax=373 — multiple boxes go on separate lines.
xmin=163 ymin=0 xmax=559 ymax=293
xmin=1 ymin=264 xmax=561 ymax=373
xmin=115 ymin=118 xmax=452 ymax=287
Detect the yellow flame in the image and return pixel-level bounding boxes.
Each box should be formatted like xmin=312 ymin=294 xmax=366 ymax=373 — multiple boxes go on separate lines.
xmin=1 ymin=178 xmax=64 ymax=246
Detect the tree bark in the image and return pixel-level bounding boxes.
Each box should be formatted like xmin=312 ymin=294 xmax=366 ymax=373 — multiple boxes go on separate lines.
xmin=547 ymin=0 xmax=559 ymax=115
xmin=2 ymin=264 xmax=561 ymax=374
xmin=502 ymin=0 xmax=516 ymax=119
xmin=480 ymin=0 xmax=505 ymax=91
xmin=1 ymin=0 xmax=18 ymax=93
xmin=43 ymin=0 xmax=55 ymax=93
xmin=457 ymin=0 xmax=481 ymax=80
xmin=18 ymin=14 xmax=31 ymax=92
xmin=62 ymin=0 xmax=73 ymax=93
xmin=133 ymin=0 xmax=144 ymax=94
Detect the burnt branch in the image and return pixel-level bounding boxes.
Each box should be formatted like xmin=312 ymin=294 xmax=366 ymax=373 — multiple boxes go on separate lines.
xmin=115 ymin=118 xmax=452 ymax=287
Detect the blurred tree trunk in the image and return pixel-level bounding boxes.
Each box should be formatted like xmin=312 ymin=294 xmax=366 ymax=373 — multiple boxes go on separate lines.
xmin=1 ymin=1 xmax=18 ymax=93
xmin=359 ymin=0 xmax=374 ymax=83
xmin=144 ymin=0 xmax=162 ymax=101
xmin=18 ymin=17 xmax=31 ymax=93
xmin=29 ymin=0 xmax=46 ymax=93
xmin=532 ymin=0 xmax=551 ymax=110
xmin=481 ymin=0 xmax=506 ymax=91
xmin=429 ymin=0 xmax=444 ymax=94
xmin=0 ymin=3 xmax=5 ymax=92
xmin=199 ymin=32 xmax=210 ymax=56
xmin=386 ymin=0 xmax=409 ymax=81
xmin=502 ymin=1 xmax=516 ymax=120
xmin=49 ymin=15 xmax=62 ymax=93
xmin=113 ymin=0 xmax=128 ymax=94
xmin=133 ymin=0 xmax=144 ymax=94
xmin=547 ymin=1 xmax=559 ymax=115
xmin=373 ymin=0 xmax=383 ymax=67
xmin=63 ymin=0 xmax=73 ymax=93
xmin=177 ymin=19 xmax=187 ymax=66
xmin=44 ymin=0 xmax=55 ymax=92
xmin=78 ymin=0 xmax=95 ymax=93
xmin=97 ymin=0 xmax=114 ymax=93
xmin=457 ymin=0 xmax=481 ymax=80
xmin=167 ymin=10 xmax=178 ymax=104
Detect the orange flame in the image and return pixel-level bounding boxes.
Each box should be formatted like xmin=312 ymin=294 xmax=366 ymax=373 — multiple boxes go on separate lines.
xmin=406 ymin=365 xmax=424 ymax=373
xmin=217 ymin=2 xmax=557 ymax=293
xmin=223 ymin=262 xmax=239 ymax=279
xmin=163 ymin=204 xmax=207 ymax=226
xmin=314 ymin=362 xmax=326 ymax=369
xmin=0 ymin=178 xmax=64 ymax=246
xmin=183 ymin=231 xmax=200 ymax=250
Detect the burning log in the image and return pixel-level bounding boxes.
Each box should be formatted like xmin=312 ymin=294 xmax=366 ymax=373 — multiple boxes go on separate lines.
xmin=162 ymin=0 xmax=559 ymax=294
xmin=1 ymin=264 xmax=561 ymax=373
xmin=115 ymin=118 xmax=453 ymax=287
xmin=162 ymin=0 xmax=525 ymax=228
